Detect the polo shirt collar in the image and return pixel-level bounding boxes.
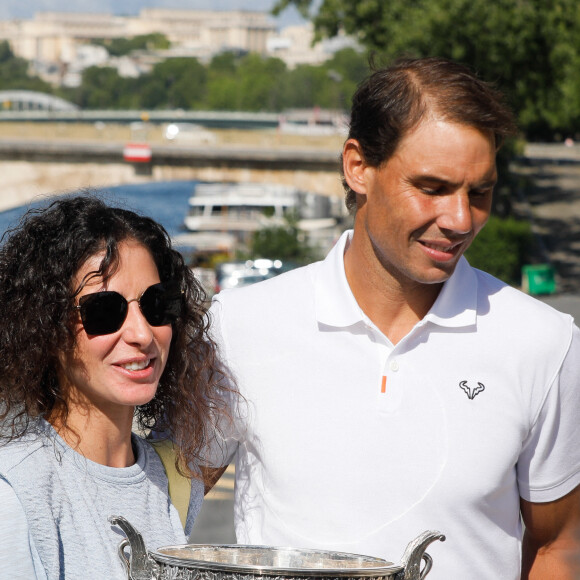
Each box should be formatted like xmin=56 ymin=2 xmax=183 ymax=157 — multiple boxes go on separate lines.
xmin=423 ymin=256 xmax=478 ymax=328
xmin=314 ymin=230 xmax=362 ymax=327
xmin=314 ymin=229 xmax=478 ymax=329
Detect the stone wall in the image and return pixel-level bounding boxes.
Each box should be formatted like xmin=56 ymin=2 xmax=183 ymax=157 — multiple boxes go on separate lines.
xmin=0 ymin=160 xmax=345 ymax=213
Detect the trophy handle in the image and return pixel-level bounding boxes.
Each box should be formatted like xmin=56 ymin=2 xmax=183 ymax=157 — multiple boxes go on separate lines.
xmin=398 ymin=530 xmax=445 ymax=580
xmin=109 ymin=515 xmax=153 ymax=580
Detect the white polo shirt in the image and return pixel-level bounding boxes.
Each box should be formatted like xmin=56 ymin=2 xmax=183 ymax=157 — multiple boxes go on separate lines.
xmin=210 ymin=230 xmax=580 ymax=580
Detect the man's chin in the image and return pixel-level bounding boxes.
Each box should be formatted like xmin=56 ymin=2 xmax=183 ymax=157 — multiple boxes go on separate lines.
xmin=415 ymin=263 xmax=458 ymax=286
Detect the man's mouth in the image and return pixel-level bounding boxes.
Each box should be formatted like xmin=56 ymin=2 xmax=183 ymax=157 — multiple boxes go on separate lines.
xmin=421 ymin=241 xmax=459 ymax=253
xmin=420 ymin=239 xmax=464 ymax=252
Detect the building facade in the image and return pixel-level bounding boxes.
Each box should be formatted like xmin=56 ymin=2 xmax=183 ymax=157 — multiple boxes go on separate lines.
xmin=0 ymin=9 xmax=355 ymax=87
xmin=0 ymin=9 xmax=277 ymax=85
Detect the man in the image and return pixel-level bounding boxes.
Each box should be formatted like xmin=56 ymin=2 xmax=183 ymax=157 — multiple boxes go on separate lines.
xmin=208 ymin=57 xmax=580 ymax=579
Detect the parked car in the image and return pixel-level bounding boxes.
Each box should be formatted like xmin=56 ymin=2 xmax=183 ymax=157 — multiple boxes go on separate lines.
xmin=214 ymin=259 xmax=295 ymax=293
xmin=163 ymin=123 xmax=217 ymax=144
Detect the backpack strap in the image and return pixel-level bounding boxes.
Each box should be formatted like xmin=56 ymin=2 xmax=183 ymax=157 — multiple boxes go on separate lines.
xmin=150 ymin=440 xmax=191 ymax=529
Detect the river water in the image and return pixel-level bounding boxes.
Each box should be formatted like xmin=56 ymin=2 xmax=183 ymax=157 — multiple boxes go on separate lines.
xmin=0 ymin=180 xmax=197 ymax=240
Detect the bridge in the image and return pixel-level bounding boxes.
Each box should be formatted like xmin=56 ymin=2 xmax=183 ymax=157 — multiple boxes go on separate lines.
xmin=0 ymin=91 xmax=79 ymax=112
xmin=0 ymin=137 xmax=344 ymax=213
xmin=0 ymin=106 xmax=280 ymax=128
xmin=0 ymin=108 xmax=346 ymax=212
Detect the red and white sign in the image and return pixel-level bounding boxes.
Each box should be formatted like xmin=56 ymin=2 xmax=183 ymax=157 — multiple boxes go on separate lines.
xmin=123 ymin=143 xmax=152 ymax=163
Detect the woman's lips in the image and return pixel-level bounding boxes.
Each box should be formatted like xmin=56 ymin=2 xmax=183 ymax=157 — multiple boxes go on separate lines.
xmin=119 ymin=359 xmax=151 ymax=371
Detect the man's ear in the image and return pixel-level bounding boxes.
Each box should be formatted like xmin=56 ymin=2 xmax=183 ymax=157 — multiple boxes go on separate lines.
xmin=342 ymin=139 xmax=369 ymax=195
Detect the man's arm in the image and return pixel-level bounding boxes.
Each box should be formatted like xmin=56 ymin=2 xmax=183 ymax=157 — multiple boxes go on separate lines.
xmin=520 ymin=484 xmax=580 ymax=579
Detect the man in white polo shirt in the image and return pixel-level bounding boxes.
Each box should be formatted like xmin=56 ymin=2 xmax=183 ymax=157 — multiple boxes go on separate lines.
xmin=208 ymin=57 xmax=580 ymax=580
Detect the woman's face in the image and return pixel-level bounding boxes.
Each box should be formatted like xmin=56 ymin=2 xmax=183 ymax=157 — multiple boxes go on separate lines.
xmin=58 ymin=240 xmax=173 ymax=421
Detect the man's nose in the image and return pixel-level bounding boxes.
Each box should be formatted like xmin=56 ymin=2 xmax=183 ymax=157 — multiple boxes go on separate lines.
xmin=438 ymin=191 xmax=473 ymax=235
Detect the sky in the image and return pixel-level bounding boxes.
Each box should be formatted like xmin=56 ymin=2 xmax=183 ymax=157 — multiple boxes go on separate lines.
xmin=0 ymin=0 xmax=305 ymax=26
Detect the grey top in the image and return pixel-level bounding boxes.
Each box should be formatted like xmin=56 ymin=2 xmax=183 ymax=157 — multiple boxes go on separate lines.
xmin=0 ymin=420 xmax=204 ymax=579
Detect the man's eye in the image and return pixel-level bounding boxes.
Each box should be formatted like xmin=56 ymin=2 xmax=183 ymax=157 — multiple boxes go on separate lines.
xmin=420 ymin=186 xmax=443 ymax=195
xmin=470 ymin=188 xmax=492 ymax=198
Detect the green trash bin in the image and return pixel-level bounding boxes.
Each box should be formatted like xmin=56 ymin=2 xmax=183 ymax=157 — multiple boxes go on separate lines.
xmin=521 ymin=264 xmax=556 ymax=295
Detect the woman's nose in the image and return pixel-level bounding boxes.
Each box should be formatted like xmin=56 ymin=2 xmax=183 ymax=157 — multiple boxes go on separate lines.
xmin=121 ymin=302 xmax=154 ymax=345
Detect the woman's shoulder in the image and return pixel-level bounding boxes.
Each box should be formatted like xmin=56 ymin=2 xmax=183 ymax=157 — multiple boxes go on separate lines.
xmin=0 ymin=478 xmax=40 ymax=577
xmin=0 ymin=431 xmax=47 ymax=475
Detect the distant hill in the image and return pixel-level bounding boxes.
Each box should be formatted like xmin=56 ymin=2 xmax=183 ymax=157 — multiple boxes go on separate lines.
xmin=0 ymin=0 xmax=299 ymax=23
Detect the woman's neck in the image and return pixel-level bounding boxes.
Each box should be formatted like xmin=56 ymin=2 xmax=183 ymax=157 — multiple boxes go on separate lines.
xmin=49 ymin=406 xmax=136 ymax=467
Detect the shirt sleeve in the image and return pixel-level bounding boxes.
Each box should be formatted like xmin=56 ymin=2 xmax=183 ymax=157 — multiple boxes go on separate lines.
xmin=0 ymin=477 xmax=41 ymax=578
xmin=517 ymin=323 xmax=580 ymax=502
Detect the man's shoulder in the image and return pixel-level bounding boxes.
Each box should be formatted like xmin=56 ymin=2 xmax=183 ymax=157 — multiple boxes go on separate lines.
xmin=473 ymin=266 xmax=574 ymax=337
xmin=209 ymin=261 xmax=321 ymax=348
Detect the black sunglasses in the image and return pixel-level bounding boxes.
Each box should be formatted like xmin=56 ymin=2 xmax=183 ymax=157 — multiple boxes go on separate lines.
xmin=76 ymin=281 xmax=183 ymax=335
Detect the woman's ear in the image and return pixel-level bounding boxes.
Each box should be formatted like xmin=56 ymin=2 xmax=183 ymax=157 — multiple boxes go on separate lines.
xmin=342 ymin=139 xmax=370 ymax=196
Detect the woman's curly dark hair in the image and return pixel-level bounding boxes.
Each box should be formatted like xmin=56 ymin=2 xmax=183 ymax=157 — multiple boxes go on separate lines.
xmin=0 ymin=193 xmax=232 ymax=480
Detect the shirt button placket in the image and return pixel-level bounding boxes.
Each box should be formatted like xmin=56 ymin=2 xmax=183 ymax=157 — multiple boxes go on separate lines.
xmin=379 ymin=357 xmax=403 ymax=413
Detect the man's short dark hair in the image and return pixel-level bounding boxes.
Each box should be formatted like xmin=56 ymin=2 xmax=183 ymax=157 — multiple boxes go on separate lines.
xmin=342 ymin=56 xmax=517 ymax=212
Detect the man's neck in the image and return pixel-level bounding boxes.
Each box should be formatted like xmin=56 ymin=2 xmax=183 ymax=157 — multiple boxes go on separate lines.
xmin=343 ymin=233 xmax=442 ymax=345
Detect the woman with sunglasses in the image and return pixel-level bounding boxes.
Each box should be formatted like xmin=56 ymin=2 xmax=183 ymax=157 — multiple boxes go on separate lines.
xmin=0 ymin=194 xmax=231 ymax=578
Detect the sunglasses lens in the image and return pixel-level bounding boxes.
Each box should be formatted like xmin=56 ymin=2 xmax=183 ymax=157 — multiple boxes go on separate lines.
xmin=78 ymin=292 xmax=127 ymax=335
xmin=139 ymin=282 xmax=182 ymax=326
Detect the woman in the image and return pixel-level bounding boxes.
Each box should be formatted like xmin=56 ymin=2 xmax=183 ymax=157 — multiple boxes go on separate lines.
xmin=0 ymin=194 xmax=230 ymax=578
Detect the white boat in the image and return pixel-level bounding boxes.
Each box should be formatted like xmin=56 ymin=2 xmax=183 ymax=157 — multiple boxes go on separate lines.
xmin=176 ymin=181 xmax=342 ymax=255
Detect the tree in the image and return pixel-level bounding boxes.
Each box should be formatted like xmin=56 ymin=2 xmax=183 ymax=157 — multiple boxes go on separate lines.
xmin=144 ymin=58 xmax=207 ymax=109
xmin=248 ymin=213 xmax=320 ymax=264
xmin=285 ymin=64 xmax=329 ymax=109
xmin=74 ymin=66 xmax=129 ymax=108
xmin=206 ymin=52 xmax=289 ymax=111
xmin=209 ymin=52 xmax=238 ymax=75
xmin=92 ymin=33 xmax=170 ymax=57
xmin=205 ymin=52 xmax=241 ymax=110
xmin=273 ymin=0 xmax=580 ymax=139
xmin=238 ymin=54 xmax=288 ymax=111
xmin=465 ymin=215 xmax=534 ymax=286
xmin=0 ymin=41 xmax=53 ymax=93
xmin=206 ymin=75 xmax=242 ymax=110
xmin=323 ymin=47 xmax=369 ymax=108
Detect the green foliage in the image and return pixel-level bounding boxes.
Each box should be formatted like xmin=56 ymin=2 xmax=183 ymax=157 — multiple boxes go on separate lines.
xmin=282 ymin=49 xmax=369 ymax=111
xmin=465 ymin=216 xmax=534 ymax=286
xmin=209 ymin=52 xmax=238 ymax=75
xmin=0 ymin=41 xmax=13 ymax=63
xmin=206 ymin=75 xmax=241 ymax=110
xmin=0 ymin=41 xmax=52 ymax=92
xmin=206 ymin=52 xmax=242 ymax=110
xmin=62 ymin=47 xmax=367 ymax=112
xmin=92 ymin=34 xmax=170 ymax=57
xmin=0 ymin=39 xmax=368 ymax=114
xmin=239 ymin=54 xmax=288 ymax=111
xmin=71 ymin=57 xmax=207 ymax=110
xmin=247 ymin=213 xmax=320 ymax=264
xmin=145 ymin=58 xmax=207 ymax=109
xmin=74 ymin=66 xmax=136 ymax=109
xmin=285 ymin=65 xmax=330 ymax=108
xmin=273 ymin=0 xmax=580 ymax=139
xmin=205 ymin=52 xmax=289 ymax=111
